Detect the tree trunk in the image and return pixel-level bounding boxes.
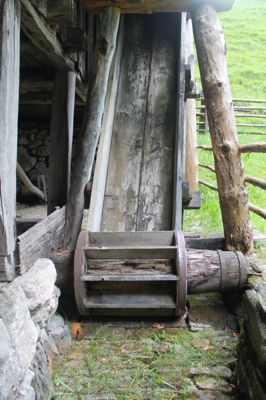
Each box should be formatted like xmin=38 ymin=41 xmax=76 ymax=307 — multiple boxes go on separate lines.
xmin=0 ymin=0 xmax=20 ymax=281
xmin=191 ymin=3 xmax=253 ymax=254
xmin=48 ymin=71 xmax=76 ymax=214
xmin=64 ymin=7 xmax=121 ymax=249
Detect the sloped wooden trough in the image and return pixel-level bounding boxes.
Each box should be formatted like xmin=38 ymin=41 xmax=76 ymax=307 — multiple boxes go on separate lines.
xmin=73 ymin=12 xmax=248 ymax=317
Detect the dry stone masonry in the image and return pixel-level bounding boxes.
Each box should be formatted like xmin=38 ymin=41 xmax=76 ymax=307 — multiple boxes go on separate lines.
xmin=0 ymin=259 xmax=71 ymax=400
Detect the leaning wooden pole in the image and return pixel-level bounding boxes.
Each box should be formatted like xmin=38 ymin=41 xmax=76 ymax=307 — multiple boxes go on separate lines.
xmin=191 ymin=3 xmax=253 ymax=254
xmin=64 ymin=7 xmax=121 ymax=250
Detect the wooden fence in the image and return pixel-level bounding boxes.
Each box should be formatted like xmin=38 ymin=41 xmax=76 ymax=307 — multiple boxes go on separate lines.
xmin=197 ymin=98 xmax=266 ymax=136
xmin=197 ymin=98 xmax=266 ymax=220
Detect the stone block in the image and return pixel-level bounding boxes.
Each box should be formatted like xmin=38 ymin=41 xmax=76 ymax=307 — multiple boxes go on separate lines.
xmin=0 ymin=318 xmax=11 ymax=364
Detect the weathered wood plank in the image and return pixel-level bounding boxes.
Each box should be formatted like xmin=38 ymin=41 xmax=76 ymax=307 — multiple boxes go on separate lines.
xmin=85 ymin=246 xmax=176 ymax=259
xmin=64 ymin=7 xmax=121 ymax=249
xmin=84 ymin=0 xmax=235 ymax=13
xmin=87 ymin=21 xmax=124 ymax=231
xmin=47 ymin=0 xmax=76 ymax=24
xmin=48 ymin=71 xmax=76 ymax=214
xmin=0 ymin=0 xmax=21 ymax=281
xmin=16 ymin=207 xmax=65 ymax=274
xmin=20 ymin=0 xmax=75 ymax=71
xmin=100 ymin=15 xmax=151 ymax=232
xmin=136 ymin=14 xmax=177 ymax=231
xmin=173 ymin=13 xmax=186 ymax=230
xmin=185 ymin=18 xmax=198 ymax=192
xmin=192 ymin=3 xmax=253 ymax=254
xmin=89 ymin=231 xmax=174 ymax=247
xmin=82 ymin=274 xmax=177 ymax=282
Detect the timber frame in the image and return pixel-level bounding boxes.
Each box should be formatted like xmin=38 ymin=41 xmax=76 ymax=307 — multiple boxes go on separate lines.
xmin=0 ymin=0 xmax=256 ymax=286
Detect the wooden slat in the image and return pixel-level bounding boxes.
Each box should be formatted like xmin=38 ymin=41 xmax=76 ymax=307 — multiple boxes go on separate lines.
xmin=173 ymin=13 xmax=186 ymax=230
xmin=183 ymin=191 xmax=201 ymax=210
xmin=82 ymin=274 xmax=177 ymax=282
xmin=84 ymin=0 xmax=234 ymax=13
xmin=85 ymin=246 xmax=176 ymax=260
xmin=136 ymin=14 xmax=177 ymax=231
xmin=84 ymin=294 xmax=176 ymax=309
xmin=89 ymin=231 xmax=174 ymax=247
xmin=16 ymin=207 xmax=66 ymax=274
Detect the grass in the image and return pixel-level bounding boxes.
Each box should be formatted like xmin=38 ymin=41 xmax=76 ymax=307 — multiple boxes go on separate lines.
xmin=184 ymin=0 xmax=266 ymax=236
xmin=51 ymin=325 xmax=236 ymax=400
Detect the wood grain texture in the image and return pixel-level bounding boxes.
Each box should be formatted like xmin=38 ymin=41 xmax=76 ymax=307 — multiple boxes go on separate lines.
xmin=192 ymin=3 xmax=253 ymax=254
xmin=84 ymin=0 xmax=235 ymax=13
xmin=48 ymin=71 xmax=76 ymax=214
xmin=16 ymin=207 xmax=65 ymax=274
xmin=0 ymin=0 xmax=20 ymax=280
xmin=101 ymin=14 xmax=179 ymax=232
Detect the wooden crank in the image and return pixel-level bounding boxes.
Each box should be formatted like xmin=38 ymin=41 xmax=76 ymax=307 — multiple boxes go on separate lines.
xmin=74 ymin=230 xmax=248 ymax=317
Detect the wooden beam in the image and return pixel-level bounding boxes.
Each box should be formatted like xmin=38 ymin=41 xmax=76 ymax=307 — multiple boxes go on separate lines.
xmin=84 ymin=0 xmax=235 ymax=13
xmin=245 ymin=176 xmax=266 ymax=190
xmin=173 ymin=13 xmax=186 ymax=230
xmin=17 ymin=162 xmax=46 ymax=201
xmin=64 ymin=7 xmax=121 ymax=250
xmin=241 ymin=142 xmax=266 ymax=153
xmin=192 ymin=3 xmax=253 ymax=254
xmin=48 ymin=71 xmax=76 ymax=214
xmin=20 ymin=0 xmax=74 ymax=71
xmin=249 ymin=204 xmax=266 ymax=220
xmin=0 ymin=0 xmax=21 ymax=281
xmin=185 ymin=17 xmax=198 ymax=192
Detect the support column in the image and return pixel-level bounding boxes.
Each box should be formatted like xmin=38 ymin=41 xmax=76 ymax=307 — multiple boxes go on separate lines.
xmin=64 ymin=7 xmax=121 ymax=250
xmin=0 ymin=0 xmax=21 ymax=280
xmin=48 ymin=71 xmax=76 ymax=215
xmin=191 ymin=3 xmax=253 ymax=254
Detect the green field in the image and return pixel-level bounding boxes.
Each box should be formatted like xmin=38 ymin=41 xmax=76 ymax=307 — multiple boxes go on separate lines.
xmin=184 ymin=0 xmax=266 ymax=236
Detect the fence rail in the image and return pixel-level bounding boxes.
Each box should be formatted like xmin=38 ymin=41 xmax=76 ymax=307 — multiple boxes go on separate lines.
xmin=197 ymin=98 xmax=266 ymax=135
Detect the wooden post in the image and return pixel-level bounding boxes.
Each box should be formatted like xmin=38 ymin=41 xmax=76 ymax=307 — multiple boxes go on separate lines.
xmin=64 ymin=7 xmax=121 ymax=250
xmin=191 ymin=3 xmax=253 ymax=254
xmin=48 ymin=71 xmax=76 ymax=215
xmin=185 ymin=17 xmax=198 ymax=192
xmin=0 ymin=0 xmax=21 ymax=280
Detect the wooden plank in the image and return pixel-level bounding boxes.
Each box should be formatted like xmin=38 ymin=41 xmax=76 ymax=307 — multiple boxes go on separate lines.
xmin=136 ymin=14 xmax=177 ymax=232
xmin=173 ymin=13 xmax=186 ymax=230
xmin=0 ymin=0 xmax=20 ymax=281
xmin=89 ymin=231 xmax=174 ymax=247
xmin=85 ymin=246 xmax=176 ymax=259
xmin=48 ymin=71 xmax=76 ymax=214
xmin=84 ymin=294 xmax=176 ymax=309
xmin=192 ymin=3 xmax=253 ymax=254
xmin=185 ymin=18 xmax=199 ymax=192
xmin=183 ymin=191 xmax=201 ymax=210
xmin=100 ymin=15 xmax=152 ymax=232
xmin=86 ymin=259 xmax=174 ymax=274
xmin=84 ymin=0 xmax=235 ymax=13
xmin=20 ymin=0 xmax=75 ymax=71
xmin=87 ymin=21 xmax=124 ymax=231
xmin=82 ymin=274 xmax=177 ymax=282
xmin=16 ymin=207 xmax=65 ymax=274
xmin=64 ymin=7 xmax=121 ymax=249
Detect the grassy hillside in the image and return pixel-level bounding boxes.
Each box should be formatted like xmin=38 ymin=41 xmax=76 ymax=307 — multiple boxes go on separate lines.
xmin=184 ymin=0 xmax=266 ymax=236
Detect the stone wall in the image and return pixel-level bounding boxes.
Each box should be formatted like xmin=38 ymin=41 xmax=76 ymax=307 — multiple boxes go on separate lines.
xmin=237 ymin=272 xmax=266 ymax=399
xmin=0 ymin=259 xmax=71 ymax=400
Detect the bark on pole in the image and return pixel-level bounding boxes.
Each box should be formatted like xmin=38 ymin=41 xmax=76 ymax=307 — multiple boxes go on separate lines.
xmin=64 ymin=7 xmax=121 ymax=250
xmin=191 ymin=3 xmax=253 ymax=254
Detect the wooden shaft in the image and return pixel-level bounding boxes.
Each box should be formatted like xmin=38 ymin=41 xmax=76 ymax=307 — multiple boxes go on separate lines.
xmin=63 ymin=7 xmax=121 ymax=250
xmin=17 ymin=162 xmax=46 ymax=202
xmin=187 ymin=249 xmax=247 ymax=294
xmin=191 ymin=3 xmax=253 ymax=254
xmin=240 ymin=142 xmax=266 ymax=153
xmin=249 ymin=204 xmax=266 ymax=220
xmin=245 ymin=176 xmax=266 ymax=190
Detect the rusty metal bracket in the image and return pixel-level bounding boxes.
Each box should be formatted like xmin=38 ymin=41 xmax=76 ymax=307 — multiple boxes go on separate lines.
xmin=175 ymin=230 xmax=187 ymax=316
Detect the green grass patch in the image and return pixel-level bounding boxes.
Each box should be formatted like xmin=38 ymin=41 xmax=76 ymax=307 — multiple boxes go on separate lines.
xmin=51 ymin=326 xmax=236 ymax=400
